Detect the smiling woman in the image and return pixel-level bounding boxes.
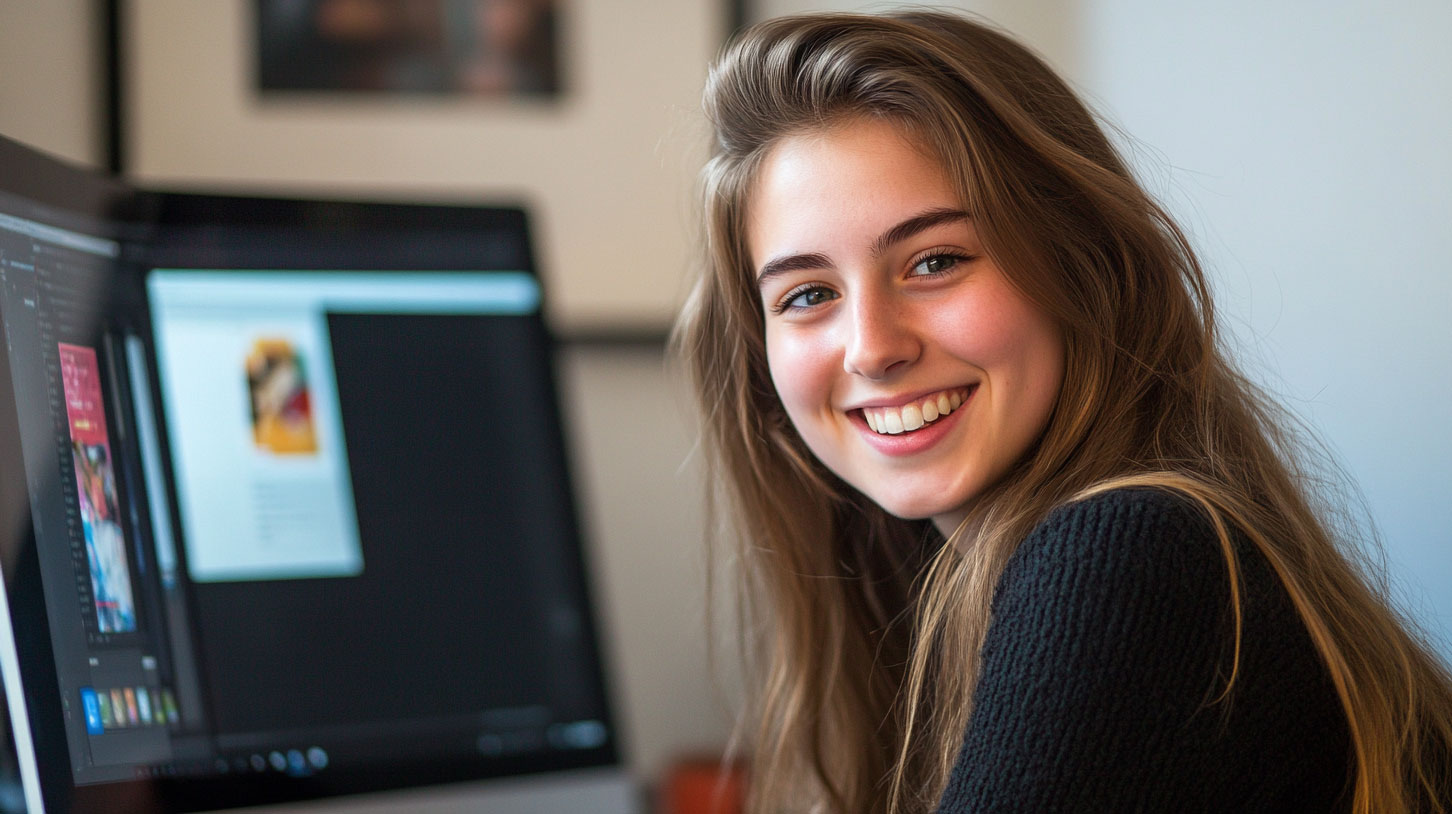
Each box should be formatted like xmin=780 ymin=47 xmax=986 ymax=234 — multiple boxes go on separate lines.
xmin=674 ymin=10 xmax=1452 ymax=814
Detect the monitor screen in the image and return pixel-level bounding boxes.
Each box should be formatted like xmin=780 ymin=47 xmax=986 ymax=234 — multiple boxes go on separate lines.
xmin=0 ymin=136 xmax=629 ymax=814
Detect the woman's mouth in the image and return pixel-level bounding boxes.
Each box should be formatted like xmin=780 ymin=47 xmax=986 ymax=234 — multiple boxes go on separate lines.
xmin=860 ymin=386 xmax=974 ymax=435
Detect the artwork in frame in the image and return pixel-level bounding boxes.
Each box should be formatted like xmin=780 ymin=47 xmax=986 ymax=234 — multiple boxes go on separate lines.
xmin=255 ymin=0 xmax=563 ymax=99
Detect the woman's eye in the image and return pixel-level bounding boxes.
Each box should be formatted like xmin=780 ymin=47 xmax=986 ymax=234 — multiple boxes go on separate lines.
xmin=910 ymin=253 xmax=962 ymax=277
xmin=777 ymin=286 xmax=838 ymax=312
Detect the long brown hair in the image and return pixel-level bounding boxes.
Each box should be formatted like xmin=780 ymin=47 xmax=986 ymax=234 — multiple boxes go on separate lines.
xmin=674 ymin=11 xmax=1452 ymax=813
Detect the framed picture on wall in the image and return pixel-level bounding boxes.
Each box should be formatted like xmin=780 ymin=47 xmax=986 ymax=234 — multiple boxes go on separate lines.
xmin=255 ymin=0 xmax=564 ymax=99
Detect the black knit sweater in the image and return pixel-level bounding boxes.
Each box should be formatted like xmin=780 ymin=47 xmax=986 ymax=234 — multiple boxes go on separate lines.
xmin=935 ymin=488 xmax=1352 ymax=812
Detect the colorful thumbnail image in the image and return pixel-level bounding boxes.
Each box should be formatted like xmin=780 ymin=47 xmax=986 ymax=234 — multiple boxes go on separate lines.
xmin=137 ymin=687 xmax=153 ymax=724
xmin=92 ymin=687 xmax=180 ymax=731
xmin=59 ymin=343 xmax=138 ymax=634
xmin=80 ymin=688 xmax=103 ymax=735
xmin=162 ymin=689 xmax=179 ymax=727
xmin=246 ymin=338 xmax=318 ymax=455
xmin=110 ymin=689 xmax=126 ymax=724
xmin=148 ymin=688 xmax=167 ymax=725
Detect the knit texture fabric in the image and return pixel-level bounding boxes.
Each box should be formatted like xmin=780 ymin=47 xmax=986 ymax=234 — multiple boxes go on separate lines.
xmin=935 ymin=488 xmax=1351 ymax=812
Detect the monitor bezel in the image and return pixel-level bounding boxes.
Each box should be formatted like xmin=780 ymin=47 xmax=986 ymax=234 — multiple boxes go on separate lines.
xmin=0 ymin=137 xmax=626 ymax=813
xmin=0 ymin=133 xmax=142 ymax=814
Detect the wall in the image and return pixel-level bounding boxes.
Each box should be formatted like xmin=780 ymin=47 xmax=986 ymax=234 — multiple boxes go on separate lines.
xmin=1076 ymin=0 xmax=1452 ymax=652
xmin=0 ymin=0 xmax=102 ymax=166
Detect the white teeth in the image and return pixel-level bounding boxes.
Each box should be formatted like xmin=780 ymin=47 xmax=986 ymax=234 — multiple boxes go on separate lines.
xmin=883 ymin=411 xmax=905 ymax=434
xmin=901 ymin=404 xmax=924 ymax=431
xmin=862 ymin=388 xmax=970 ymax=436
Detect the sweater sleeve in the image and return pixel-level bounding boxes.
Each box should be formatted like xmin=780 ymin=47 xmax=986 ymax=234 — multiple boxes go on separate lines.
xmin=935 ymin=489 xmax=1255 ymax=812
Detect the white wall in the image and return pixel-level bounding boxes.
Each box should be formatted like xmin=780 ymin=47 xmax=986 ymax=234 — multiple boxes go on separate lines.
xmin=1077 ymin=0 xmax=1452 ymax=653
xmin=755 ymin=0 xmax=1452 ymax=656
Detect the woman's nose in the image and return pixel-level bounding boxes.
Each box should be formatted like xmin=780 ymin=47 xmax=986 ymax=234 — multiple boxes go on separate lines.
xmin=842 ymin=293 xmax=920 ymax=379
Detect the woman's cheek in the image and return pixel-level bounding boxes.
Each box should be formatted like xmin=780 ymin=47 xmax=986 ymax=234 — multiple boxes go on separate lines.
xmin=767 ymin=325 xmax=840 ymax=423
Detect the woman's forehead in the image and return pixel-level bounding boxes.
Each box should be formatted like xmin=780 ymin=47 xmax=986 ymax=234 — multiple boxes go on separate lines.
xmin=744 ymin=121 xmax=965 ymax=262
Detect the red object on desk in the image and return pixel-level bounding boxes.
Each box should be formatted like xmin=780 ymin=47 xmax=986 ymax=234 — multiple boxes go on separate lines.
xmin=659 ymin=757 xmax=745 ymax=814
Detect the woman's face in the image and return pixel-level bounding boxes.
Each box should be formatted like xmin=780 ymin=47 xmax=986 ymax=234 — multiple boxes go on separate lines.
xmin=747 ymin=119 xmax=1064 ymax=535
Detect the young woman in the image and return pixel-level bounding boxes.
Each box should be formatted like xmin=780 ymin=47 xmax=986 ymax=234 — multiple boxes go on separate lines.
xmin=675 ymin=10 xmax=1452 ymax=814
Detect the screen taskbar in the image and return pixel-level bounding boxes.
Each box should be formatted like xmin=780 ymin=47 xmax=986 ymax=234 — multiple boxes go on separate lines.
xmin=88 ymin=713 xmax=611 ymax=785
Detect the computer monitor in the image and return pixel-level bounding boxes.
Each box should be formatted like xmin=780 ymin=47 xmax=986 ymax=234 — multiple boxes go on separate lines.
xmin=0 ymin=134 xmax=634 ymax=814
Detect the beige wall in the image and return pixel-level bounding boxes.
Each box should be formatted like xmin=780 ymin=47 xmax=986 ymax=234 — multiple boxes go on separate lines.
xmin=0 ymin=0 xmax=104 ymax=166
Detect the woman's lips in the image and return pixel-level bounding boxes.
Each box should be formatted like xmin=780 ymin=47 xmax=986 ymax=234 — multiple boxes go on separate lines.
xmin=852 ymin=385 xmax=977 ymax=457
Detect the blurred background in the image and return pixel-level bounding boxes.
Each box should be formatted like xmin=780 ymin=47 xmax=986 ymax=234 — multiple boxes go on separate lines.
xmin=0 ymin=0 xmax=1448 ymax=809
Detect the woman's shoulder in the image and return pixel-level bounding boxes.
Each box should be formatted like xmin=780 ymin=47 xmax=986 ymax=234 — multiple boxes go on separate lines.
xmin=945 ymin=486 xmax=1352 ymax=811
xmin=984 ymin=485 xmax=1242 ymax=667
xmin=993 ymin=486 xmax=1229 ymax=613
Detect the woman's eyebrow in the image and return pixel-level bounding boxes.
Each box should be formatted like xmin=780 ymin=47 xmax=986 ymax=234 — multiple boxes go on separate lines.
xmin=756 ymin=252 xmax=832 ymax=286
xmin=870 ymin=208 xmax=970 ymax=257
